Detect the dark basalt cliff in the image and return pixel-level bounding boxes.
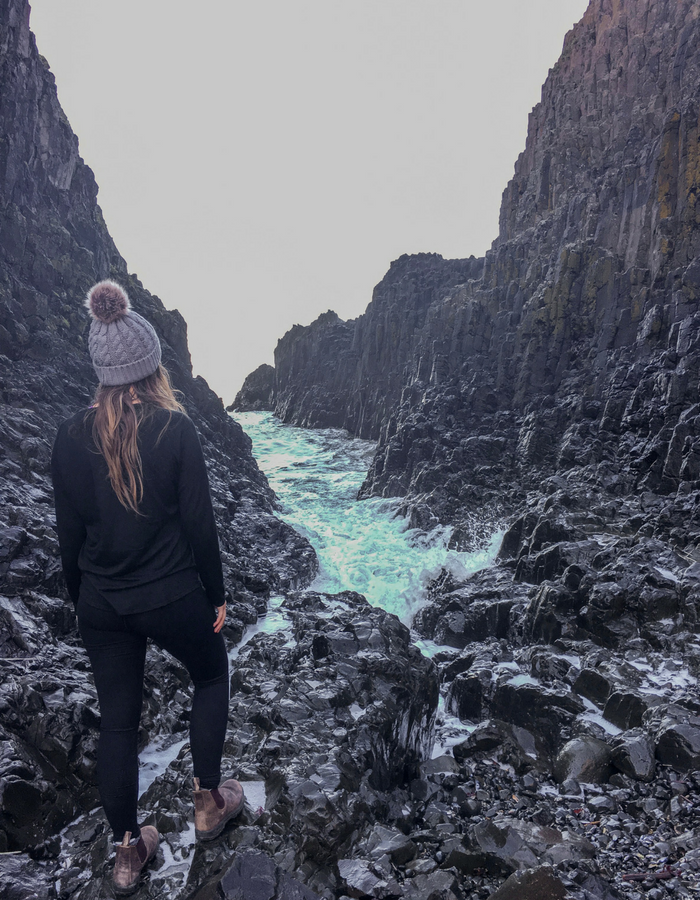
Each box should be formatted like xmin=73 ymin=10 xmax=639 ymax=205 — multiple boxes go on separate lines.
xmin=232 ymin=362 xmax=276 ymax=411
xmin=0 ymin=0 xmax=316 ymax=606
xmin=271 ymin=0 xmax=700 ymax=534
xmin=273 ymin=256 xmax=484 ymax=437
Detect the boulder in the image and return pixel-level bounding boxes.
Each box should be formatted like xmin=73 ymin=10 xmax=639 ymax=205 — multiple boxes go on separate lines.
xmin=553 ymin=737 xmax=613 ymax=785
xmin=655 ymin=721 xmax=700 ymax=771
xmin=445 ymin=671 xmax=484 ymax=721
xmin=366 ymin=825 xmax=418 ymax=866
xmin=489 ymin=682 xmax=584 ymax=752
xmin=404 ymin=869 xmax=460 ymax=900
xmin=602 ymin=690 xmax=648 ymax=730
xmin=467 ymin=817 xmax=595 ymax=873
xmin=413 ymin=568 xmax=529 ymax=649
xmin=611 ymin=732 xmax=656 ymax=782
xmin=453 ymin=720 xmax=548 ymax=774
xmin=486 ymin=866 xmax=571 ymax=900
xmin=337 ymin=858 xmax=384 ymax=897
xmin=572 ymin=669 xmax=612 ymax=707
xmin=220 ymin=850 xmax=321 ymax=900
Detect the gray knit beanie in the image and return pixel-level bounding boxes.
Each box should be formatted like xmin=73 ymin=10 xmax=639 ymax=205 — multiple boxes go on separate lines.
xmin=85 ymin=280 xmax=162 ymax=386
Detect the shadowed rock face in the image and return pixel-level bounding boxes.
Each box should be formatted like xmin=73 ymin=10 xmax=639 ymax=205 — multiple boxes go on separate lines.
xmin=273 ymin=257 xmax=483 ymax=439
xmin=232 ymin=363 xmax=276 ymax=412
xmin=269 ymin=0 xmax=700 ymax=535
xmin=0 ymin=0 xmax=316 ymax=858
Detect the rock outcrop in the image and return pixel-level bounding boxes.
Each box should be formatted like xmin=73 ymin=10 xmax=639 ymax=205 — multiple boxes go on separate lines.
xmin=274 ymin=258 xmax=483 ymax=438
xmin=231 ymin=362 xmax=276 ymax=412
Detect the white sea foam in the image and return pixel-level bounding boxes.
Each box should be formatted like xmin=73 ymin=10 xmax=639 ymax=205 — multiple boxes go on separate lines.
xmin=432 ymin=695 xmax=477 ymax=758
xmin=233 ymin=411 xmax=501 ymax=623
xmin=229 ymin=594 xmax=290 ymax=660
xmin=139 ymin=735 xmax=188 ymax=796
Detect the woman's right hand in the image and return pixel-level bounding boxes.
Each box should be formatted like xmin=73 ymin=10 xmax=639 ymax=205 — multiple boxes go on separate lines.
xmin=213 ymin=602 xmax=226 ymax=633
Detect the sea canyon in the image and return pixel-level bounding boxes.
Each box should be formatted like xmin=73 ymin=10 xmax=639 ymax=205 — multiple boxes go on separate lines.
xmin=2 ymin=0 xmax=700 ymax=898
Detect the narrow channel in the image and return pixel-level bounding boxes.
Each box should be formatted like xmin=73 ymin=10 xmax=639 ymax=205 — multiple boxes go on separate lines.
xmin=233 ymin=411 xmax=501 ymax=628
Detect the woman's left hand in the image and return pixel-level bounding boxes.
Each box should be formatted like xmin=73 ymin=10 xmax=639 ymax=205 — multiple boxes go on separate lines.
xmin=213 ymin=602 xmax=226 ymax=633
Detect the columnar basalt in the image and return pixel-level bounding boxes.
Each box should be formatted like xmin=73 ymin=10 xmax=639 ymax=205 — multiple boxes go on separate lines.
xmin=269 ymin=0 xmax=700 ymax=536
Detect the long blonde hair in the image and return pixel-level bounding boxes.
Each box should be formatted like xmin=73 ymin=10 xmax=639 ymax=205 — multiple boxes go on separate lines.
xmin=89 ymin=365 xmax=185 ymax=514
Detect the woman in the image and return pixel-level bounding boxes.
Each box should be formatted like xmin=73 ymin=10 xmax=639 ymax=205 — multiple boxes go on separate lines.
xmin=51 ymin=281 xmax=244 ymax=895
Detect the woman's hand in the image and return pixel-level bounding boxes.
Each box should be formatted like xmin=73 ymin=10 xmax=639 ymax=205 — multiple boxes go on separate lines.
xmin=213 ymin=602 xmax=226 ymax=633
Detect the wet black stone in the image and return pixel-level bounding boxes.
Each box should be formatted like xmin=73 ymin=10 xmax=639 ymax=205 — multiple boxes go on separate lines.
xmin=611 ymin=732 xmax=656 ymax=782
xmin=572 ymin=669 xmax=612 ymax=707
xmin=603 ymin=690 xmax=647 ymax=730
xmin=486 ymin=866 xmax=569 ymax=900
xmin=655 ymin=721 xmax=700 ymax=771
xmin=553 ymin=738 xmax=613 ymax=785
xmin=220 ymin=850 xmax=321 ymax=899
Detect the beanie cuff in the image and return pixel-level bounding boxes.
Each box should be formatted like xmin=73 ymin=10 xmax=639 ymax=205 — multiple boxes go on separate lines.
xmin=93 ymin=344 xmax=162 ymax=386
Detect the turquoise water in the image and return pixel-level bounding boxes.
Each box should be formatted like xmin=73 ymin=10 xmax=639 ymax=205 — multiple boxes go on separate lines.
xmin=233 ymin=412 xmax=502 ymax=624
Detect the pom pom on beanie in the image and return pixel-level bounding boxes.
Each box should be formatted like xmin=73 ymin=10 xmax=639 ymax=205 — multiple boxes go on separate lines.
xmin=86 ymin=280 xmax=130 ymax=324
xmin=85 ymin=279 xmax=162 ymax=385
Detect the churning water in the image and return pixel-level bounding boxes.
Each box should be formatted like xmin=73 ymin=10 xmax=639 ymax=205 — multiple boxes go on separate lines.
xmin=233 ymin=411 xmax=501 ymax=624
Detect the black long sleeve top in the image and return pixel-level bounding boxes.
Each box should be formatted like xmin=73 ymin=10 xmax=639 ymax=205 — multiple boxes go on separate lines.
xmin=51 ymin=407 xmax=225 ymax=614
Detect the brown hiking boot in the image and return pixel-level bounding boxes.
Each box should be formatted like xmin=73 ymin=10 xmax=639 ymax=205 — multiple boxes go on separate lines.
xmin=113 ymin=826 xmax=159 ymax=895
xmin=192 ymin=777 xmax=245 ymax=840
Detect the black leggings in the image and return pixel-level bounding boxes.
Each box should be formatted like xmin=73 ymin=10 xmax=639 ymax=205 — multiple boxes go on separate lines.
xmin=77 ymin=587 xmax=229 ymax=842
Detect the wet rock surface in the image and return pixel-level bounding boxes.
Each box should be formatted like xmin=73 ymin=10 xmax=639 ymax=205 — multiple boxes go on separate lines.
xmin=247 ymin=14 xmax=700 ymax=893
xmin=5 ymin=0 xmax=700 ymax=899
xmin=487 ymin=867 xmax=571 ymax=900
xmin=9 ymin=572 xmax=700 ymax=899
xmin=3 ymin=591 xmax=439 ymax=898
xmin=220 ymin=850 xmax=322 ymax=899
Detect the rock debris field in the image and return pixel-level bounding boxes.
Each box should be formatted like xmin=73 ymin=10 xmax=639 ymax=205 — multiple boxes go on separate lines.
xmin=3 ymin=576 xmax=700 ymax=899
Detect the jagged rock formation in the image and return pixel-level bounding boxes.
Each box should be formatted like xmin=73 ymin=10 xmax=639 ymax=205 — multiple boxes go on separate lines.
xmin=269 ymin=0 xmax=700 ymax=534
xmin=274 ymin=258 xmax=483 ymax=437
xmin=0 ymin=0 xmax=316 ymax=860
xmin=231 ymin=362 xmax=276 ymax=411
xmin=46 ymin=592 xmax=440 ymax=899
xmin=263 ymin=0 xmax=700 ymax=648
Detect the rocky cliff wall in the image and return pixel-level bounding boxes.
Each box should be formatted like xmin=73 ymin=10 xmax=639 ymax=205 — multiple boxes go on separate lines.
xmin=238 ymin=10 xmax=700 ymax=892
xmin=269 ymin=0 xmax=700 ymax=539
xmin=0 ymin=0 xmax=316 ymax=605
xmin=273 ymin=254 xmax=483 ymax=439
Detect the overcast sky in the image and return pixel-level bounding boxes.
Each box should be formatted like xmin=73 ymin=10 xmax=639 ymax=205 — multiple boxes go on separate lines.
xmin=30 ymin=0 xmax=589 ymax=403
